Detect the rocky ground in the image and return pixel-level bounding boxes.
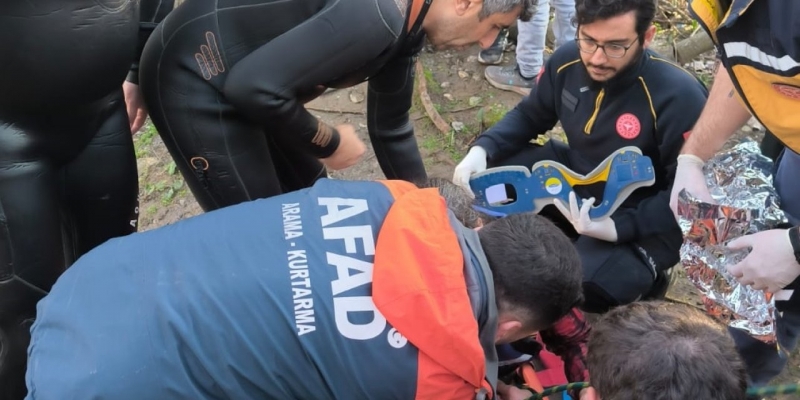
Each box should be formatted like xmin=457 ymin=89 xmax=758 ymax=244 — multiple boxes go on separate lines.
xmin=132 ymin=41 xmax=798 ymax=396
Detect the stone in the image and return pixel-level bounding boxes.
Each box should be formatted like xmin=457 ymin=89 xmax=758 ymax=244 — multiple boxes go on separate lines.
xmin=349 ymin=91 xmax=364 ymax=103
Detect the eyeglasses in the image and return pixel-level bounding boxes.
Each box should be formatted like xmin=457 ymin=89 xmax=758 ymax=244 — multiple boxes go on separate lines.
xmin=575 ymin=36 xmax=639 ymax=59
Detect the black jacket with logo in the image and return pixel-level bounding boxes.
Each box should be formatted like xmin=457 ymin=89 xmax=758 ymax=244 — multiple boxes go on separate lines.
xmin=473 ymin=42 xmax=709 ymax=264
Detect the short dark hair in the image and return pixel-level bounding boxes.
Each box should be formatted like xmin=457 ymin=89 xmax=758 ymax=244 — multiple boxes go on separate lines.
xmin=478 ymin=213 xmax=583 ymax=330
xmin=574 ymin=0 xmax=657 ymax=38
xmin=588 ymin=301 xmax=748 ymax=400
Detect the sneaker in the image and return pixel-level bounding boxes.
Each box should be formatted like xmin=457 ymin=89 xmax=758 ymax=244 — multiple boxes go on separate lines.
xmin=478 ymin=29 xmax=509 ymax=65
xmin=484 ymin=64 xmax=536 ymax=96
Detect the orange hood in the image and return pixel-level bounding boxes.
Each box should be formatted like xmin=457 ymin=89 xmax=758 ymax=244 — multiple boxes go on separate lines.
xmin=373 ymin=181 xmax=497 ymax=399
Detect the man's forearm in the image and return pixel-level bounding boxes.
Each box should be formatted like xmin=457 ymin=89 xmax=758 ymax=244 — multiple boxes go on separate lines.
xmin=681 ymin=66 xmax=753 ymax=161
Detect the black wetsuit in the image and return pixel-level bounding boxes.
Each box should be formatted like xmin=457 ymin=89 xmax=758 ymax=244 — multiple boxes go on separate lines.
xmin=473 ymin=44 xmax=709 ymax=313
xmin=0 ymin=1 xmax=168 ymax=398
xmin=138 ymin=0 xmax=429 ymax=211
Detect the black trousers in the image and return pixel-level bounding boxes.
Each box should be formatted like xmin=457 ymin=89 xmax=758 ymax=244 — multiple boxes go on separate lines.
xmin=488 ymin=140 xmax=674 ymax=314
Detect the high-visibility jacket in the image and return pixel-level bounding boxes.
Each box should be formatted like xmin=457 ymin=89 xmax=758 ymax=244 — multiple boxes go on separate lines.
xmin=689 ymin=0 xmax=800 ymax=152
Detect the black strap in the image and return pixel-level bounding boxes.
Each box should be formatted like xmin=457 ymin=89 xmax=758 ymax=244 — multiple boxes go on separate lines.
xmin=408 ymin=0 xmax=432 ymax=37
xmin=788 ymin=226 xmax=800 ymax=264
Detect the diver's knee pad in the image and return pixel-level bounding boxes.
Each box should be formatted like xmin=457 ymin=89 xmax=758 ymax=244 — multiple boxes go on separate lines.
xmin=0 ymin=317 xmax=34 ymax=400
xmin=0 ymin=278 xmax=47 ymax=400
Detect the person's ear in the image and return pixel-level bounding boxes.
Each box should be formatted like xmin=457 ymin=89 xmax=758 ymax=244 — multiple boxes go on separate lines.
xmin=454 ymin=0 xmax=481 ymax=16
xmin=495 ymin=318 xmax=523 ymax=343
xmin=642 ymin=24 xmax=657 ymax=48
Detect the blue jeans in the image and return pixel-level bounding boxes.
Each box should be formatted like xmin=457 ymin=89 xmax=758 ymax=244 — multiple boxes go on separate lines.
xmin=516 ymin=0 xmax=577 ymax=78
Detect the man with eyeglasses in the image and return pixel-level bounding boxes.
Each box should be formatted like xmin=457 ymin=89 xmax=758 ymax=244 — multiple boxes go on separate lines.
xmin=454 ymin=0 xmax=709 ymax=314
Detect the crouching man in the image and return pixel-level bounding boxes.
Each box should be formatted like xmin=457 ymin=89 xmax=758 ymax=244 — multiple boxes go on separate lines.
xmin=24 ymin=177 xmax=583 ymax=400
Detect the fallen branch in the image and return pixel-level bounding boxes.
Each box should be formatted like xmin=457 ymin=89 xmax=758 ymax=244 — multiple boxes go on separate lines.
xmin=415 ymin=60 xmax=451 ymax=134
xmin=650 ymin=29 xmax=715 ymax=64
xmin=305 ymin=106 xmax=364 ymax=115
xmin=443 ymin=104 xmax=481 ymax=113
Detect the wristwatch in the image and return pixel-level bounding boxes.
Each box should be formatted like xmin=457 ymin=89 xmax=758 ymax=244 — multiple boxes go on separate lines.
xmin=788 ymin=226 xmax=800 ymax=264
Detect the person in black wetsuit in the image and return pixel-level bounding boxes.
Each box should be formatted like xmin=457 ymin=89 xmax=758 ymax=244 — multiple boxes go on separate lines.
xmin=0 ymin=1 xmax=172 ymax=398
xmin=135 ymin=0 xmax=532 ymax=212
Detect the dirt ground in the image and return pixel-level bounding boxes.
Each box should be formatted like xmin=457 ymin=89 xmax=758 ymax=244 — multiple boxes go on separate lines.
xmin=133 ymin=42 xmax=799 ymax=395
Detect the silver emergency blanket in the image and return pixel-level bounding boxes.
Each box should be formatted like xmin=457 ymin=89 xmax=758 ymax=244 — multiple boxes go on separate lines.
xmin=676 ymin=140 xmax=787 ymax=343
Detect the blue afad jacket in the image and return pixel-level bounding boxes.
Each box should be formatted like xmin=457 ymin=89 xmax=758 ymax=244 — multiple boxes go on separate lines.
xmin=25 ymin=179 xmax=500 ymax=399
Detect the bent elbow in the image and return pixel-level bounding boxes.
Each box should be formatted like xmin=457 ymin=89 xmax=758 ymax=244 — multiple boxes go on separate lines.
xmin=222 ymin=75 xmax=258 ymax=110
xmin=222 ymin=75 xmax=290 ymax=117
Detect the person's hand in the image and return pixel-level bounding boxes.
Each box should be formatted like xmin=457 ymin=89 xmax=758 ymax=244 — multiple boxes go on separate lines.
xmin=123 ymin=81 xmax=148 ymax=135
xmin=497 ymin=381 xmax=533 ymax=400
xmin=319 ymin=124 xmax=366 ymax=171
xmin=553 ymin=191 xmax=618 ymax=242
xmin=669 ymin=154 xmax=713 ymax=217
xmin=452 ymin=146 xmax=487 ymax=194
xmin=727 ymin=229 xmax=800 ymax=293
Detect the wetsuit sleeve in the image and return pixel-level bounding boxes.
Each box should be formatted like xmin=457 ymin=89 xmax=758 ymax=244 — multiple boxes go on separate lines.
xmin=366 ymin=46 xmax=422 ymax=179
xmin=223 ymin=0 xmax=399 ymax=158
xmin=471 ymin=64 xmax=559 ymax=161
xmin=611 ymin=78 xmax=709 ymax=243
xmin=127 ymin=0 xmax=174 ymax=84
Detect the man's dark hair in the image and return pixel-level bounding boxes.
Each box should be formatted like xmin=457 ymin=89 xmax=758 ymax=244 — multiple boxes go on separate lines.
xmin=574 ymin=0 xmax=657 ymax=38
xmin=478 ymin=213 xmax=583 ymax=330
xmin=588 ymin=301 xmax=748 ymax=400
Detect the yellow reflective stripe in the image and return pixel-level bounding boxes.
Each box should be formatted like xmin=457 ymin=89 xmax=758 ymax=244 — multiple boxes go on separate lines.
xmin=637 ymin=77 xmax=657 ymax=131
xmin=557 ymin=60 xmax=581 ymax=74
xmin=583 ymin=89 xmax=605 ymax=134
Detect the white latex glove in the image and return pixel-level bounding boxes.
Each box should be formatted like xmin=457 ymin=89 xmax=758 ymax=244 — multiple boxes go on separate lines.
xmin=553 ymin=191 xmax=618 ymax=242
xmin=727 ymin=229 xmax=800 ymax=293
xmin=453 ymin=146 xmax=487 ymax=194
xmin=669 ymin=154 xmax=714 ymax=217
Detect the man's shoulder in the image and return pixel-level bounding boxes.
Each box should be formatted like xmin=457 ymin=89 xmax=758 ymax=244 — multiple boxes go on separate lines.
xmin=372 ymin=0 xmax=409 ymax=37
xmin=547 ymin=42 xmax=583 ymax=76
xmin=642 ymin=50 xmax=708 ymax=95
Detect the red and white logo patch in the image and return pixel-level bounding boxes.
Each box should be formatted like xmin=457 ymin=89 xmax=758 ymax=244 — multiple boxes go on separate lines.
xmin=772 ymin=83 xmax=800 ymax=100
xmin=616 ymin=113 xmax=641 ymax=139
